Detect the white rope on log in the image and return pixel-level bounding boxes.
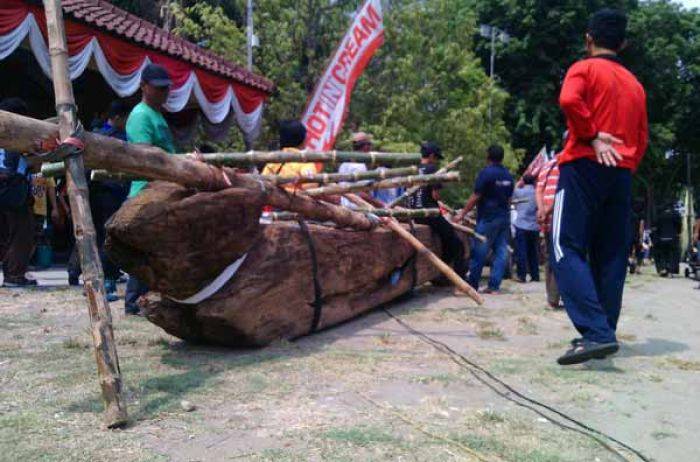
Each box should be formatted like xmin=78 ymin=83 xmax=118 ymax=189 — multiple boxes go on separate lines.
xmin=169 ymin=253 xmax=248 ymax=305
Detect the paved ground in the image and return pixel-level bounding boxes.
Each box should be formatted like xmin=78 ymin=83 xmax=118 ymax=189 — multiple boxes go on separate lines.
xmin=0 ymin=265 xmax=698 ymax=461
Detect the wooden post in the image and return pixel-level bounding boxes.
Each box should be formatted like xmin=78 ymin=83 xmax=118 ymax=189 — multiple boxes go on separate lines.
xmin=42 ymin=0 xmax=127 ymax=428
xmin=345 ymin=194 xmax=483 ymax=305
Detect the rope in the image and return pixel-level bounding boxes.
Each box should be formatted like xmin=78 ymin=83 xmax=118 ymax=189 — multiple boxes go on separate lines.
xmin=30 ymin=120 xmax=85 ymax=164
xmin=297 ymin=218 xmax=324 ymax=332
xmin=382 ymin=308 xmax=651 ymax=462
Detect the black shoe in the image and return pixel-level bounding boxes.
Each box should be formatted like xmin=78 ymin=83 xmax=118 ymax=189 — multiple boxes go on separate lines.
xmin=557 ymin=341 xmax=619 ymax=365
xmin=3 ymin=276 xmax=38 ymax=287
xmin=125 ymin=305 xmax=142 ymax=316
xmin=68 ymin=274 xmax=80 ymax=286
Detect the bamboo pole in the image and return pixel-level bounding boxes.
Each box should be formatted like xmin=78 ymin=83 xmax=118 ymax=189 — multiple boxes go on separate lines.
xmin=387 ymin=156 xmax=463 ymax=208
xmin=304 ymin=172 xmax=460 ymax=197
xmin=84 ymin=165 xmax=419 ymax=185
xmin=345 ymin=194 xmax=483 ymax=305
xmin=266 ymin=208 xmax=442 ymax=222
xmin=42 ymin=0 xmax=127 ymax=428
xmin=41 ymin=150 xmax=421 ymax=175
xmin=0 ymin=111 xmax=375 ymax=230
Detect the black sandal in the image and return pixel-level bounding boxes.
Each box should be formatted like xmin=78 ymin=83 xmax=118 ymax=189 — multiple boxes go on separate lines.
xmin=557 ymin=341 xmax=619 ymax=365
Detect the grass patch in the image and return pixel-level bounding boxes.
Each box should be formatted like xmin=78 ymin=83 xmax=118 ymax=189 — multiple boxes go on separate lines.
xmin=651 ymin=430 xmax=677 ymax=440
xmin=517 ymin=317 xmax=539 ymax=335
xmin=667 ymin=357 xmax=700 ymax=371
xmin=324 ymin=425 xmax=400 ymax=446
xmin=62 ymin=337 xmax=90 ymax=350
xmin=476 ymin=322 xmax=506 ymax=341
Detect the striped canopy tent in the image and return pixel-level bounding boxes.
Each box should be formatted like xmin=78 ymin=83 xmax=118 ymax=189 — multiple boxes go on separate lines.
xmin=0 ymin=0 xmax=274 ymax=143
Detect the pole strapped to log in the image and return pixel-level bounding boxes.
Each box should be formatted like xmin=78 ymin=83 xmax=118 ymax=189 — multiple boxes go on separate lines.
xmin=42 ymin=0 xmax=127 ymax=428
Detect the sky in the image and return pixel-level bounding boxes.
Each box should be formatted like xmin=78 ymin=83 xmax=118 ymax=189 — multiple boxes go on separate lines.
xmin=680 ymin=0 xmax=700 ymax=9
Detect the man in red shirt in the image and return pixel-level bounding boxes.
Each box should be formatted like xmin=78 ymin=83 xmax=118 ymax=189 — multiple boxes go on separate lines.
xmin=552 ymin=8 xmax=648 ymax=365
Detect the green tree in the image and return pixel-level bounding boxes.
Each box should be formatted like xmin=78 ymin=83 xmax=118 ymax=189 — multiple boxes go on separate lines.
xmin=348 ymin=0 xmax=518 ymax=204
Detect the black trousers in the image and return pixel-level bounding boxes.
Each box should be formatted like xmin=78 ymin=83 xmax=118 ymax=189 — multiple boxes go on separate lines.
xmin=0 ymin=204 xmax=35 ymax=279
xmin=417 ymin=216 xmax=467 ymax=277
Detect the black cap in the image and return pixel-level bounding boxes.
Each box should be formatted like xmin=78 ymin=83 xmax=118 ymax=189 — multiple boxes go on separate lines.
xmin=587 ymin=8 xmax=627 ymax=51
xmin=421 ymin=141 xmax=443 ymax=159
xmin=141 ymin=63 xmax=172 ymax=87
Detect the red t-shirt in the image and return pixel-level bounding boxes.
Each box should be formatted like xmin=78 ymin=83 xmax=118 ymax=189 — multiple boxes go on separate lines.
xmin=558 ymin=56 xmax=648 ymax=171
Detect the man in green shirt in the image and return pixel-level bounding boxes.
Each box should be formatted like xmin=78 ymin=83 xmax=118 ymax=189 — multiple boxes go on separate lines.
xmin=127 ymin=63 xmax=176 ymax=197
xmin=124 ymin=63 xmax=176 ymax=314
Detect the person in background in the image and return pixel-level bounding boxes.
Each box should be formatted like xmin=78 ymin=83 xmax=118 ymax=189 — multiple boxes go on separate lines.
xmin=124 ymin=63 xmax=177 ymax=315
xmin=261 ymin=120 xmax=317 ymax=189
xmin=337 ymin=132 xmax=382 ymax=207
xmin=29 ymin=171 xmax=58 ymax=262
xmin=408 ymin=142 xmax=466 ymax=278
xmin=536 ymin=151 xmax=562 ymax=309
xmin=652 ymin=203 xmax=682 ymax=277
xmin=0 ymin=98 xmax=37 ymax=287
xmin=92 ymin=100 xmax=131 ymax=301
xmin=552 ymin=8 xmax=648 ymax=365
xmin=456 ymin=145 xmax=514 ymax=293
xmin=628 ymin=200 xmax=645 ymax=273
xmin=512 ymin=174 xmax=540 ymax=283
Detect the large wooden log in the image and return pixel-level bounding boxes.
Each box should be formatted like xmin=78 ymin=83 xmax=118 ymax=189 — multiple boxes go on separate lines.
xmin=106 ymin=182 xmax=470 ymax=347
xmin=43 ymin=0 xmax=127 ymax=427
xmin=0 ymin=111 xmax=374 ymax=230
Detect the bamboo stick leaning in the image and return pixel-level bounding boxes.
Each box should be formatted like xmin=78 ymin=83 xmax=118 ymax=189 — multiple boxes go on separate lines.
xmin=42 ymin=0 xmax=127 ymax=428
xmin=344 ymin=194 xmax=483 ymax=305
xmin=266 ymin=208 xmax=442 ymax=222
xmin=387 ymin=156 xmax=463 ymax=208
xmin=40 ymin=150 xmax=421 ymax=176
xmin=84 ymin=165 xmax=419 ymax=185
xmin=304 ymin=172 xmax=460 ymax=197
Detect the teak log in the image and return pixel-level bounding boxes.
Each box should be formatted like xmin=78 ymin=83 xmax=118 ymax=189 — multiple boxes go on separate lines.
xmin=387 ymin=156 xmax=463 ymax=208
xmin=0 ymin=111 xmax=374 ymax=230
xmin=345 ymin=194 xmax=483 ymax=305
xmin=304 ymin=172 xmax=460 ymax=197
xmin=43 ymin=0 xmax=127 ymax=428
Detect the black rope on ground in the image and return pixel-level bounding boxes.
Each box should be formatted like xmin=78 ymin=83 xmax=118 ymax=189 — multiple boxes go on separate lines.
xmin=382 ymin=307 xmax=652 ymax=462
xmin=297 ymin=218 xmax=324 ymax=332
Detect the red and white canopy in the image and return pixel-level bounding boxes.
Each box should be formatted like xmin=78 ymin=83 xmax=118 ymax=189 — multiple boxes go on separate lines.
xmin=0 ymin=0 xmax=274 ymax=139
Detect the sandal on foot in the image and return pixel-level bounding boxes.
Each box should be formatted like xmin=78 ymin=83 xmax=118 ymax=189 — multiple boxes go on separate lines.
xmin=557 ymin=341 xmax=619 ymax=365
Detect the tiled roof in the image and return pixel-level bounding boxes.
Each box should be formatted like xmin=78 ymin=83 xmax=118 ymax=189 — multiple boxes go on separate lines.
xmin=57 ymin=0 xmax=274 ymax=93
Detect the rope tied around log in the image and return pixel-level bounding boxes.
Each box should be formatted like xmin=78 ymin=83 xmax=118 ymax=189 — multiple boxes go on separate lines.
xmin=29 ymin=119 xmax=85 ymax=164
xmin=297 ymin=218 xmax=324 ymax=332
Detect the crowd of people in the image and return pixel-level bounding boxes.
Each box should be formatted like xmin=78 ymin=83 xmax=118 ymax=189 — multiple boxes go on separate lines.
xmin=1 ymin=8 xmax=698 ymax=366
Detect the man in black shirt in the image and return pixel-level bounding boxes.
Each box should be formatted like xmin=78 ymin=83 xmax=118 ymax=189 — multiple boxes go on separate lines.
xmin=408 ymin=142 xmax=466 ymax=278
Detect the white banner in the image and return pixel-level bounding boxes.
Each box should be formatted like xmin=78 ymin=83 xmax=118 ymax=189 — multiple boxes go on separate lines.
xmin=301 ymin=0 xmax=384 ymax=153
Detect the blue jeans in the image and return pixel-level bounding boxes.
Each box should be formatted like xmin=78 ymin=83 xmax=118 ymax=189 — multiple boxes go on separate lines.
xmin=552 ymin=159 xmax=631 ymax=344
xmin=515 ymin=227 xmax=540 ymax=281
xmin=468 ymin=215 xmax=510 ymax=290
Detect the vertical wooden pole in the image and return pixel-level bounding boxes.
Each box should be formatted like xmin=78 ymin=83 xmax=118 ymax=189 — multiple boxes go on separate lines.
xmin=42 ymin=0 xmax=127 ymax=427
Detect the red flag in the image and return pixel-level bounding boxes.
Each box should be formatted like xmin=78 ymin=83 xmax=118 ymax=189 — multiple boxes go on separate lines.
xmin=301 ymin=0 xmax=384 ymax=163
xmin=523 ymin=145 xmax=548 ymax=178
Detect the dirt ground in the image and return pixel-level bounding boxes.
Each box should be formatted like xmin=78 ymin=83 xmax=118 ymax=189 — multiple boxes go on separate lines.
xmin=0 ymin=266 xmax=698 ymax=462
